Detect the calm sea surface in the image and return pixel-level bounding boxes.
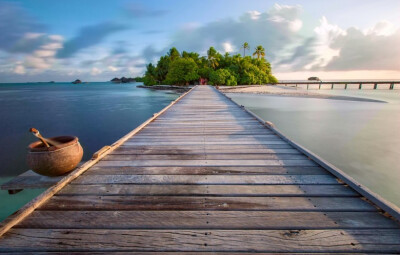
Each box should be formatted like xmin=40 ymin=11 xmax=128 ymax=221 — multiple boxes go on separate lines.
xmin=0 ymin=82 xmax=180 ymax=221
xmin=229 ymin=89 xmax=400 ymax=208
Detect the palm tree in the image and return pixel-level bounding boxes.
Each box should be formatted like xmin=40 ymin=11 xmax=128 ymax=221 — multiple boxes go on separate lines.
xmin=253 ymin=45 xmax=265 ymax=59
xmin=241 ymin=42 xmax=250 ymax=57
xmin=207 ymin=47 xmax=219 ymax=69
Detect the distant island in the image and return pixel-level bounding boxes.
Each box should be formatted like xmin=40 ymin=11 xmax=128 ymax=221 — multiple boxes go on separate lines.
xmin=72 ymin=79 xmax=82 ymax=84
xmin=110 ymin=77 xmax=144 ymax=83
xmin=143 ymin=43 xmax=278 ymax=86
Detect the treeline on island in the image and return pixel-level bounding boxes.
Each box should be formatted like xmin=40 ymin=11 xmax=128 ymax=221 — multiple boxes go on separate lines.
xmin=110 ymin=77 xmax=144 ymax=83
xmin=143 ymin=43 xmax=278 ymax=86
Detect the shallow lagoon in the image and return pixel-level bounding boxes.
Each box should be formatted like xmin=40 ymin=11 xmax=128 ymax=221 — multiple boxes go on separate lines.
xmin=229 ymin=89 xmax=400 ymax=207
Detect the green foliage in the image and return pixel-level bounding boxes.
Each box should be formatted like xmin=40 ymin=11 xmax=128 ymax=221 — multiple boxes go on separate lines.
xmin=241 ymin=42 xmax=250 ymax=57
xmin=210 ymin=69 xmax=237 ymax=86
xmin=143 ymin=63 xmax=157 ymax=86
xmin=198 ymin=66 xmax=213 ymax=79
xmin=165 ymin=58 xmax=199 ymax=85
xmin=168 ymin=47 xmax=180 ymax=61
xmin=207 ymin=47 xmax=220 ymax=70
xmin=143 ymin=44 xmax=278 ymax=86
xmin=155 ymin=56 xmax=171 ymax=83
xmin=133 ymin=76 xmax=144 ymax=82
xmin=253 ymin=45 xmax=266 ymax=59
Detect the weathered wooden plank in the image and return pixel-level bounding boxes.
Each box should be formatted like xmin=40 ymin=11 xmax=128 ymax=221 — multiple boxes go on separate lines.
xmin=59 ymin=184 xmax=357 ymax=197
xmin=124 ymin=141 xmax=288 ymax=146
xmin=1 ymin=170 xmax=62 ymax=190
xmin=111 ymin=148 xmax=300 ymax=155
xmin=1 ymin=229 xmax=399 ymax=252
xmin=41 ymin=196 xmax=376 ymax=211
xmin=137 ymin=125 xmax=268 ymax=129
xmin=119 ymin=144 xmax=294 ymax=149
xmin=103 ymin=154 xmax=307 ymax=161
xmin=152 ymin=120 xmax=258 ymax=124
xmin=133 ymin=134 xmax=276 ymax=138
xmin=17 ymin=211 xmax=397 ymax=229
xmin=155 ymin=118 xmax=255 ymax=121
xmin=3 ymin=253 xmax=394 ymax=255
xmin=146 ymin=125 xmax=266 ymax=129
xmin=137 ymin=131 xmax=274 ymax=135
xmin=85 ymin=166 xmax=327 ymax=175
xmin=128 ymin=136 xmax=281 ymax=141
xmin=71 ymin=174 xmax=338 ymax=185
xmin=94 ymin=159 xmax=317 ymax=167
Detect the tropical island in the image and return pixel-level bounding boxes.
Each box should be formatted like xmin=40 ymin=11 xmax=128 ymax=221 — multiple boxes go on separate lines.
xmin=111 ymin=77 xmax=136 ymax=83
xmin=143 ymin=43 xmax=278 ymax=86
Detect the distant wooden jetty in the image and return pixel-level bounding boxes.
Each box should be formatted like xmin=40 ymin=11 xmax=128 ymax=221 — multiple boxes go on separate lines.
xmin=0 ymin=85 xmax=399 ymax=253
xmin=279 ymin=80 xmax=400 ymax=90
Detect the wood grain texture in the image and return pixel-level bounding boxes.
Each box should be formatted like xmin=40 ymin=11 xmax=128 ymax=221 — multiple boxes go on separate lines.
xmin=84 ymin=166 xmax=327 ymax=175
xmin=70 ymin=174 xmax=338 ymax=185
xmin=3 ymin=253 xmax=396 ymax=255
xmin=1 ymin=229 xmax=399 ymax=252
xmin=103 ymin=154 xmax=306 ymax=160
xmin=0 ymin=170 xmax=62 ymax=190
xmin=111 ymin=148 xmax=300 ymax=154
xmin=40 ymin=196 xmax=376 ymax=211
xmin=17 ymin=211 xmax=398 ymax=229
xmin=94 ymin=159 xmax=317 ymax=167
xmin=59 ymin=184 xmax=358 ymax=196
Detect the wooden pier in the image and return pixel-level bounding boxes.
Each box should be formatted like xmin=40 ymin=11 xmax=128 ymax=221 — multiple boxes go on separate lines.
xmin=279 ymin=80 xmax=400 ymax=90
xmin=0 ymin=85 xmax=399 ymax=253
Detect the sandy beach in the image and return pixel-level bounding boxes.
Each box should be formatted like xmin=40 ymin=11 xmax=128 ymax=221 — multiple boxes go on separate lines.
xmin=218 ymin=85 xmax=386 ymax=102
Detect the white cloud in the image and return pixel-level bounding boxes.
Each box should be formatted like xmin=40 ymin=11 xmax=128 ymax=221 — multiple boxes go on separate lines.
xmin=247 ymin=11 xmax=261 ymax=20
xmin=365 ymin=20 xmax=396 ymax=36
xmin=90 ymin=67 xmax=102 ymax=75
xmin=222 ymin=42 xmax=234 ymax=53
xmin=164 ymin=4 xmax=400 ymax=73
xmin=25 ymin=55 xmax=52 ymax=69
xmin=268 ymin=4 xmax=303 ymax=32
xmin=169 ymin=4 xmax=304 ymax=61
xmin=18 ymin=34 xmax=64 ymax=73
xmin=13 ymin=65 xmax=25 ymax=74
xmin=304 ymin=17 xmax=345 ymax=69
xmin=108 ymin=65 xmax=118 ymax=71
xmin=326 ymin=26 xmax=400 ymax=71
xmin=48 ymin=35 xmax=64 ymax=41
xmin=34 ymin=50 xmax=56 ymax=58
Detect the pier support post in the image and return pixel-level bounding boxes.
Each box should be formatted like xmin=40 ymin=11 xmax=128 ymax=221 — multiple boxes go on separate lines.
xmin=345 ymin=83 xmax=348 ymax=90
xmin=307 ymin=84 xmax=309 ymax=90
xmin=390 ymin=83 xmax=394 ymax=90
xmin=331 ymin=83 xmax=334 ymax=90
xmin=319 ymin=83 xmax=322 ymax=90
xmin=359 ymin=83 xmax=362 ymax=90
xmin=374 ymin=83 xmax=378 ymax=90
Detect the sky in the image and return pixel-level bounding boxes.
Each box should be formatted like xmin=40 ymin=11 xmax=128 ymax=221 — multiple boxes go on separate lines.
xmin=0 ymin=0 xmax=399 ymax=82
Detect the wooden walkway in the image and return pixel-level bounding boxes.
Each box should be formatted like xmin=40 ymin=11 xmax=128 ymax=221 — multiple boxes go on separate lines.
xmin=0 ymin=85 xmax=399 ymax=253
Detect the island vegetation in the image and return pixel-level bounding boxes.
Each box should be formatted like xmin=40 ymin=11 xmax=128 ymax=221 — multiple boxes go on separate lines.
xmin=143 ymin=43 xmax=278 ymax=86
xmin=111 ymin=77 xmax=136 ymax=83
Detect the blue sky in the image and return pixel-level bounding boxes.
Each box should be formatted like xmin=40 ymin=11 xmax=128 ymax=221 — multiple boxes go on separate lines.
xmin=1 ymin=0 xmax=399 ymax=82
